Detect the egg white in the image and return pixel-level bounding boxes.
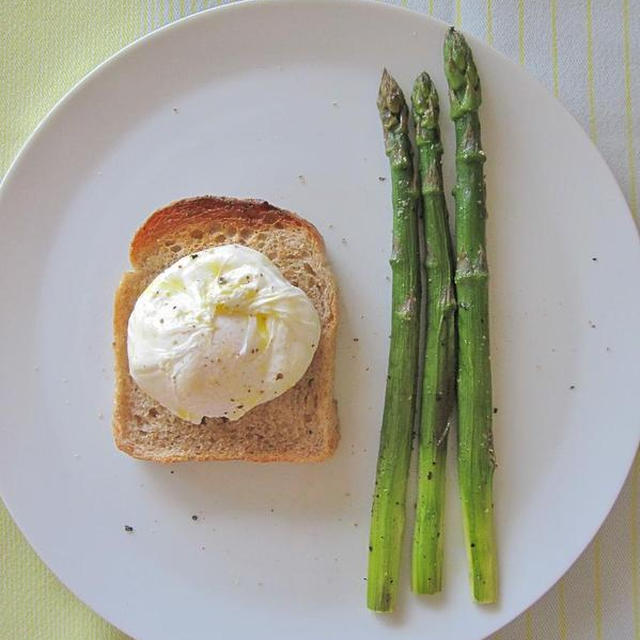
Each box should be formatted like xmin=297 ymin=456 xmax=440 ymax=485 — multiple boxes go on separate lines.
xmin=127 ymin=244 xmax=321 ymax=423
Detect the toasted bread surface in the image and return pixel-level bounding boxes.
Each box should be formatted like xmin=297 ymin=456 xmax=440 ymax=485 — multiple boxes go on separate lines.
xmin=113 ymin=196 xmax=338 ymax=462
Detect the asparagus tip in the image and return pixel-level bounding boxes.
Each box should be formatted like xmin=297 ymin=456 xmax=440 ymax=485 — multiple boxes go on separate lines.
xmin=443 ymin=27 xmax=481 ymax=116
xmin=377 ymin=68 xmax=409 ymax=138
xmin=411 ymin=71 xmax=439 ymax=133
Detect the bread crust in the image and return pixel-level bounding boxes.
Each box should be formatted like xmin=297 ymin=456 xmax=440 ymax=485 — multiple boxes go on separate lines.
xmin=113 ymin=196 xmax=338 ymax=463
xmin=130 ymin=197 xmax=326 ymax=268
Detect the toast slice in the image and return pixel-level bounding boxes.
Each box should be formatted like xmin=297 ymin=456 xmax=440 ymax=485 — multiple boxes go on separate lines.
xmin=113 ymin=196 xmax=339 ymax=462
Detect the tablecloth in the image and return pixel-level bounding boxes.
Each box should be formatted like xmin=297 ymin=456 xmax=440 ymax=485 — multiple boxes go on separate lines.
xmin=1 ymin=1 xmax=638 ymax=638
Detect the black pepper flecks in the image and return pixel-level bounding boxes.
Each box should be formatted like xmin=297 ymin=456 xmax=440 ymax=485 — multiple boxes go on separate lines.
xmin=275 ymin=373 xmax=283 ymax=380
xmin=191 ymin=254 xmax=198 ymax=259
xmin=124 ymin=525 xmax=134 ymax=533
xmin=192 ymin=515 xmax=199 ymax=521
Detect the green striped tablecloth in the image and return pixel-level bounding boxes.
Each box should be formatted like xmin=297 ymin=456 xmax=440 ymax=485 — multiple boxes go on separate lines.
xmin=1 ymin=1 xmax=638 ymax=638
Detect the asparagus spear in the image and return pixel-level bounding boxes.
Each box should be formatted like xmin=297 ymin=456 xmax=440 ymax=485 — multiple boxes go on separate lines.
xmin=367 ymin=69 xmax=421 ymax=613
xmin=410 ymin=72 xmax=457 ymax=595
xmin=444 ymin=27 xmax=498 ymax=604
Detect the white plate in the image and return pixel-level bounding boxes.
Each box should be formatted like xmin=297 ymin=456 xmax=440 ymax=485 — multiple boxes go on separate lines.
xmin=0 ymin=1 xmax=638 ymax=638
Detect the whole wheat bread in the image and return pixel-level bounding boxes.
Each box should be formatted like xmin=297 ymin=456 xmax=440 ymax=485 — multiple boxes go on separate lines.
xmin=113 ymin=196 xmax=339 ymax=462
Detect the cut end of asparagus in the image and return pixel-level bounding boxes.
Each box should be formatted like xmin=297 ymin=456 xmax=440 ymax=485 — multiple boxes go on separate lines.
xmin=473 ymin=578 xmax=498 ymax=604
xmin=411 ymin=72 xmax=440 ymax=142
xmin=462 ymin=490 xmax=499 ymax=603
xmin=367 ymin=577 xmax=396 ymax=613
xmin=377 ymin=68 xmax=409 ymax=138
xmin=470 ymin=551 xmax=498 ymax=604
xmin=412 ymin=555 xmax=443 ymax=595
xmin=443 ymin=27 xmax=481 ymax=118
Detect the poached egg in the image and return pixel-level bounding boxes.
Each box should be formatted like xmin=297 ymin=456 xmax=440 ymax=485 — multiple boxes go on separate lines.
xmin=127 ymin=244 xmax=320 ymax=423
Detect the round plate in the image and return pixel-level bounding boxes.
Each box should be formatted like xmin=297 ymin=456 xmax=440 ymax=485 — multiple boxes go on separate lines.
xmin=0 ymin=1 xmax=638 ymax=638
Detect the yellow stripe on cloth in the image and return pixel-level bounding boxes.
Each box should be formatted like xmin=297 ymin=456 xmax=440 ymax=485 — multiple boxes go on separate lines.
xmin=550 ymin=0 xmax=559 ymax=97
xmin=586 ymin=0 xmax=597 ymax=142
xmin=558 ymin=579 xmax=568 ymax=640
xmin=594 ymin=537 xmax=603 ymax=640
xmin=486 ymin=0 xmax=493 ymax=46
xmin=622 ymin=0 xmax=638 ymax=223
xmin=518 ymin=0 xmax=525 ymax=66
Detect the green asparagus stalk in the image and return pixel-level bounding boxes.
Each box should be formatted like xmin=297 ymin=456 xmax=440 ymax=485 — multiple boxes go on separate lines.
xmin=367 ymin=69 xmax=421 ymax=613
xmin=410 ymin=72 xmax=457 ymax=595
xmin=444 ymin=27 xmax=498 ymax=604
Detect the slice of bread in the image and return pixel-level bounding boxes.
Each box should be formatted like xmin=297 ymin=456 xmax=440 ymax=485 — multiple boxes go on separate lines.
xmin=113 ymin=196 xmax=339 ymax=463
